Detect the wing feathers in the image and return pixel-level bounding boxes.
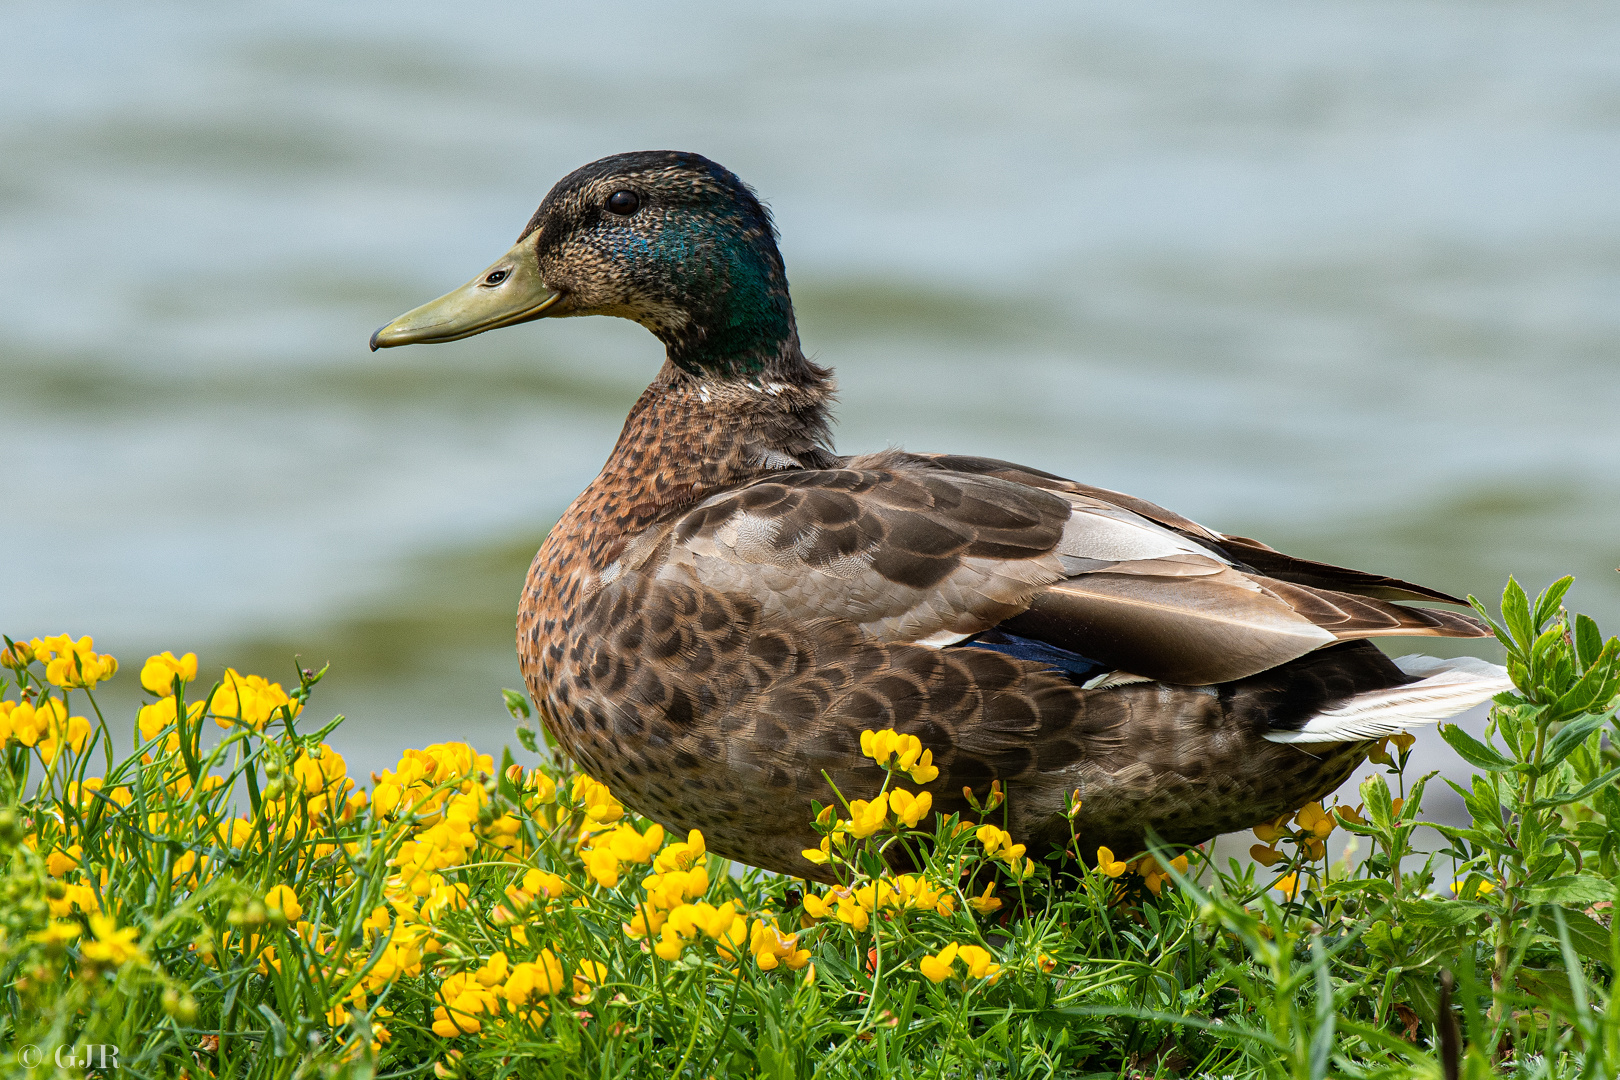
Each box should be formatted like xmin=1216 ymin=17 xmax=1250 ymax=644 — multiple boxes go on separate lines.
xmin=654 ymin=454 xmax=1488 ymax=686
xmin=1264 ymin=655 xmax=1511 ymax=742
xmin=1003 ymin=570 xmax=1337 ymax=684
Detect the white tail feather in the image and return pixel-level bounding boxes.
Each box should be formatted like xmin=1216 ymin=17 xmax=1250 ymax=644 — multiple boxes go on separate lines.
xmin=1263 ymin=655 xmax=1511 ymax=744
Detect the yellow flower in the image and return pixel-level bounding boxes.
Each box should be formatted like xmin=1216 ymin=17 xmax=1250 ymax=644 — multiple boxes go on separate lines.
xmin=1273 ymin=873 xmax=1302 ymax=901
xmin=572 ymin=775 xmax=624 ymax=823
xmin=583 ymin=847 xmax=620 ymax=888
xmin=140 ymin=651 xmax=198 ymax=696
xmin=750 ymin=920 xmax=811 ymax=971
xmin=45 ymin=845 xmax=82 ymax=878
xmin=81 ymin=913 xmax=143 ymax=968
xmin=800 ymin=838 xmax=832 ymax=865
xmin=1138 ymin=854 xmax=1190 ymax=897
xmin=33 ymin=635 xmax=118 ymax=689
xmin=1249 ymin=844 xmax=1283 ymax=867
xmin=907 ymin=749 xmax=939 ymax=785
xmin=888 ymin=788 xmax=933 ymax=829
xmin=572 ymin=959 xmax=609 ymax=997
xmin=4 ymin=698 xmax=93 ymax=761
xmin=602 ymin=821 xmax=665 ymax=865
xmin=265 ymin=884 xmax=304 ymax=923
xmin=217 ymin=817 xmax=256 ymax=848
xmin=918 ymin=942 xmax=959 ymax=983
xmin=510 ymin=868 xmax=566 ymax=910
xmin=653 ymin=829 xmax=706 ymax=873
xmin=1294 ymin=802 xmax=1336 ymax=840
xmin=29 ymin=921 xmax=81 ymax=949
xmin=48 ymin=883 xmax=100 ymax=918
xmin=860 ymin=728 xmax=937 ymax=782
xmin=973 ymin=824 xmax=1027 ymax=865
xmin=1095 ymin=846 xmax=1127 ymax=878
xmin=210 ymin=669 xmax=300 ymax=730
xmin=0 ymin=640 xmax=36 ymax=668
xmin=845 ymin=792 xmax=891 ymax=839
xmin=1390 ymin=732 xmax=1416 ymax=753
xmin=967 ymin=881 xmax=1003 ymax=914
xmin=976 ymin=824 xmax=1012 ymax=858
xmin=1252 ymin=814 xmax=1293 ymax=845
xmin=801 ymin=891 xmax=834 ymax=920
xmin=137 ymin=696 xmax=204 ymax=741
xmin=956 ymin=943 xmax=1002 ymax=982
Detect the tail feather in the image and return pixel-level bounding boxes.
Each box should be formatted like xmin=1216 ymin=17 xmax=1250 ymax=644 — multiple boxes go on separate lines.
xmin=1263 ymin=654 xmax=1511 ymax=744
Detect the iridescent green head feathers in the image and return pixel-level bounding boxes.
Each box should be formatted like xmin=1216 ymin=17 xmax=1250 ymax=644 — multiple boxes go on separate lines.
xmin=373 ymin=151 xmax=809 ymax=382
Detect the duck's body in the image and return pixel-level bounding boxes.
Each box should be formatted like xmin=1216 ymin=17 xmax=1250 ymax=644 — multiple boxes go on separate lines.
xmin=374 ymin=151 xmax=1508 ymax=879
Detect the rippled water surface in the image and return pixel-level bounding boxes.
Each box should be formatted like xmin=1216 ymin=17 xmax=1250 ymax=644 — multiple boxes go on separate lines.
xmin=4 ymin=2 xmax=1618 ymax=797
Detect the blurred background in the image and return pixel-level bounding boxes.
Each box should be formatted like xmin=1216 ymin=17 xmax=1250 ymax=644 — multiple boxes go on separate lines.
xmin=4 ymin=2 xmax=1617 ymax=824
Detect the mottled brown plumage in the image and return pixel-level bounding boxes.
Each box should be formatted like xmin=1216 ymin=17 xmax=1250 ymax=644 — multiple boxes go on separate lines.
xmin=375 ymin=151 xmax=1507 ymax=881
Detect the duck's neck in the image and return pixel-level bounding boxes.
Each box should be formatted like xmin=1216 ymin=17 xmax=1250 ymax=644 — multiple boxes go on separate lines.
xmin=561 ymin=356 xmax=836 ymax=568
xmin=642 ymin=224 xmax=804 ymax=382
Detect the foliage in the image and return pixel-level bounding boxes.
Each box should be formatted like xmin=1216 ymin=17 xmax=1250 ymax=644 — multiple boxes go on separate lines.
xmin=0 ymin=577 xmax=1616 ymax=1078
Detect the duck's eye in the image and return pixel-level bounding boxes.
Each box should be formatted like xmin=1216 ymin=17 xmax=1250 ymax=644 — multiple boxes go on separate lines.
xmin=606 ymin=190 xmax=641 ymax=216
xmin=483 ymin=269 xmax=510 ymax=286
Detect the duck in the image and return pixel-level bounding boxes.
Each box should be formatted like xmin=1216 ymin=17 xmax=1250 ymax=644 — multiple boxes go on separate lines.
xmin=371 ymin=150 xmax=1509 ymax=880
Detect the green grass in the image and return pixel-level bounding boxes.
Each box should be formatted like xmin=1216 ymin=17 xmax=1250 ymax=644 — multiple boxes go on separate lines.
xmin=0 ymin=576 xmax=1616 ymax=1079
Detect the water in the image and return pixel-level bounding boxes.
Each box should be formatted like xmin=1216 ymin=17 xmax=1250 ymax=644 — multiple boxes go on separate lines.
xmin=4 ymin=2 xmax=1617 ymax=818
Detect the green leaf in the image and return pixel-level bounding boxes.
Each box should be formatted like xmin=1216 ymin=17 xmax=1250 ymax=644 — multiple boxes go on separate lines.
xmin=1522 ymin=873 xmax=1616 ymax=907
xmin=1573 ymin=614 xmax=1602 ymax=670
xmin=1322 ymin=878 xmax=1395 ymax=901
xmin=1548 ymin=639 xmax=1619 ymax=720
xmin=1514 ymin=967 xmax=1577 ymax=1012
xmin=1536 ymin=907 xmax=1613 ymax=965
xmin=1502 ymin=576 xmax=1534 ymax=652
xmin=502 ymin=687 xmax=532 ymax=720
xmin=1531 ymin=764 xmax=1620 ymax=810
xmin=1439 ymin=724 xmax=1517 ymax=772
xmin=1466 ymin=595 xmax=1513 ymax=652
xmin=1309 ymin=942 xmax=1335 ymax=1080
xmin=1361 ymin=774 xmax=1394 ymax=830
xmin=1400 ymin=899 xmax=1492 ymax=928
xmin=1530 ymin=624 xmax=1567 ymax=678
xmin=258 ymin=1004 xmax=290 ymax=1058
xmin=1336 ymin=1017 xmax=1427 ymax=1062
xmin=1333 ymin=816 xmax=1384 ymax=838
xmin=1400 ymin=772 xmax=1434 ymax=822
xmin=1532 ymin=576 xmax=1575 ymax=632
xmin=1541 ymin=712 xmax=1609 ymax=769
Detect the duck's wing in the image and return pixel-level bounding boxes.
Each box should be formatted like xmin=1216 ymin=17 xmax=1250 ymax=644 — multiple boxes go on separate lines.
xmin=914 ymin=453 xmax=1469 ymax=606
xmin=638 ymin=462 xmax=1075 ymax=646
xmin=631 ymin=453 xmax=1485 ymax=686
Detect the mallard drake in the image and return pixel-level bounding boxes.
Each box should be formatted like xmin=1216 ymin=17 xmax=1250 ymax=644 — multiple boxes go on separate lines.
xmin=372 ymin=150 xmax=1509 ymax=879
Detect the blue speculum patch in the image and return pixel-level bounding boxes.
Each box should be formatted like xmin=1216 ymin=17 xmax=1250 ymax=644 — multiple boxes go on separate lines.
xmin=957 ymin=630 xmax=1111 ymax=685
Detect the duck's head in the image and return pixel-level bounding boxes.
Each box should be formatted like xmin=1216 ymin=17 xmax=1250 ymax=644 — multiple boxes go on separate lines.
xmin=371 ymin=150 xmax=802 ymax=379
